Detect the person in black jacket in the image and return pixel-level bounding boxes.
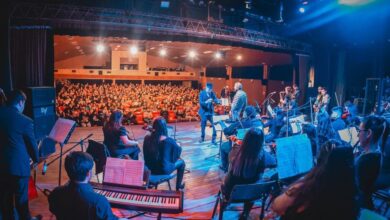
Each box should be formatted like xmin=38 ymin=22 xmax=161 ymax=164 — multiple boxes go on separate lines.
xmin=49 ymin=151 xmax=121 ymax=220
xmin=143 ymin=117 xmax=185 ymax=191
xmin=0 ymin=90 xmax=41 ymax=220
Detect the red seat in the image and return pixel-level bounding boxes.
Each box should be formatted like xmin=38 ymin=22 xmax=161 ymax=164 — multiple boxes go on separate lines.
xmin=168 ymin=110 xmax=176 ymax=123
xmin=152 ymin=111 xmax=161 ymax=119
xmin=135 ymin=112 xmax=144 ymax=125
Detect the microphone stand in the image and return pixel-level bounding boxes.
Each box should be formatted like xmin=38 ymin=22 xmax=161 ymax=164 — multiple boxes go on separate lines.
xmin=44 ymin=134 xmax=93 ymax=186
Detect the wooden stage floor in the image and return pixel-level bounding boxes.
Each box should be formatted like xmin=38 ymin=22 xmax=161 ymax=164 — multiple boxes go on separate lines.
xmin=30 ymin=122 xmax=270 ymax=220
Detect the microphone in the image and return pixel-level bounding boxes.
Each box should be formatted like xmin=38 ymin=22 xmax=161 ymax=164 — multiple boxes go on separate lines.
xmin=42 ymin=160 xmax=48 ymax=175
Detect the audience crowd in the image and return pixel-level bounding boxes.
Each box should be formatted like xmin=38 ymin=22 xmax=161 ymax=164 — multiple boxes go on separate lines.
xmin=55 ymin=80 xmax=200 ymax=127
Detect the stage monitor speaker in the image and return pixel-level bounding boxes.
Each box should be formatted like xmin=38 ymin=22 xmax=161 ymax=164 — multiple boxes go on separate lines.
xmin=25 ymin=87 xmax=56 ymax=140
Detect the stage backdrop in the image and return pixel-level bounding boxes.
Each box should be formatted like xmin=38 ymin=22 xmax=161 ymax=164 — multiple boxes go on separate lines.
xmin=10 ymin=26 xmax=54 ymax=89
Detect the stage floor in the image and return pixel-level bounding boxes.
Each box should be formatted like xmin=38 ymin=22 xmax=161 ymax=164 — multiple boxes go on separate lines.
xmin=30 ymin=122 xmax=270 ymax=220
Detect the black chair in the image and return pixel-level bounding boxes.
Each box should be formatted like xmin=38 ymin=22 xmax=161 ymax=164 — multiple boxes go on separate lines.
xmin=148 ymin=173 xmax=177 ymax=190
xmin=372 ymin=188 xmax=390 ymax=216
xmin=86 ymin=140 xmax=110 ymax=183
xmin=211 ymin=181 xmax=277 ymax=220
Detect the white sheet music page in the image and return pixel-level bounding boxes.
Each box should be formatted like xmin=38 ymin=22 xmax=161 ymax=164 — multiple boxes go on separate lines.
xmin=276 ymin=134 xmax=313 ymax=179
xmin=338 ymin=127 xmax=359 ymax=147
xmin=104 ymin=158 xmax=144 ymax=186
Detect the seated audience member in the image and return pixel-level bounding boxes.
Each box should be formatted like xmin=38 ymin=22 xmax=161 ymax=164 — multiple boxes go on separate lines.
xmin=222 ymin=128 xmax=276 ymax=219
xmin=355 ymin=115 xmax=384 ymax=209
xmin=264 ymin=110 xmax=285 ymax=143
xmin=103 ymin=110 xmax=140 ymax=159
xmin=376 ymin=119 xmax=390 ymax=189
xmin=220 ymin=106 xmax=264 ymax=172
xmin=143 ymin=117 xmax=185 ymax=191
xmin=49 ymin=151 xmax=123 ymax=220
xmin=272 ymin=142 xmax=358 ymax=220
xmin=330 ymin=106 xmax=346 ymax=132
xmin=316 ymin=112 xmax=338 ymax=146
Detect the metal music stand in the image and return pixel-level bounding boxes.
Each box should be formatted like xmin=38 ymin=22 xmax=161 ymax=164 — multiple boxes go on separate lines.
xmin=205 ymin=115 xmax=229 ymax=161
xmin=47 ymin=118 xmax=76 ymax=186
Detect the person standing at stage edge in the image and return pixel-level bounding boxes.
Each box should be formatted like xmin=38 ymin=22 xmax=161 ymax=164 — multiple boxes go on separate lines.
xmin=230 ymin=82 xmax=247 ymax=121
xmin=199 ymin=83 xmax=220 ymax=144
xmin=0 ymin=90 xmax=41 ymax=220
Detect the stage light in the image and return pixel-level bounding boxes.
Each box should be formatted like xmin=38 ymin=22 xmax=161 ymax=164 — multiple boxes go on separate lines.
xmin=159 ymin=48 xmax=167 ymax=56
xmin=338 ymin=0 xmax=375 ymax=6
xmin=188 ymin=50 xmax=197 ymax=58
xmin=236 ymin=55 xmax=242 ymax=61
xmin=130 ymin=46 xmax=138 ymax=55
xmin=214 ymin=52 xmax=222 ymax=59
xmin=299 ymin=7 xmax=305 ymax=13
xmin=96 ymin=44 xmax=105 ymax=53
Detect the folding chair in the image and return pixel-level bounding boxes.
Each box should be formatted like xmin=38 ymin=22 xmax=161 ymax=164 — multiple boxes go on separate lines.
xmin=211 ymin=181 xmax=277 ymax=220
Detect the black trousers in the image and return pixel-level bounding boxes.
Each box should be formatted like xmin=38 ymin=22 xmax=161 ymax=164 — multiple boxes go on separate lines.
xmin=0 ymin=175 xmax=31 ymax=220
xmin=174 ymin=159 xmax=186 ymax=190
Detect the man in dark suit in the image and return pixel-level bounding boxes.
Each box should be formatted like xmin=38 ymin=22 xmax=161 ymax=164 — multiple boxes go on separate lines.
xmin=49 ymin=151 xmax=121 ymax=220
xmin=0 ymin=90 xmax=41 ymax=220
xmin=198 ymin=83 xmax=220 ymax=143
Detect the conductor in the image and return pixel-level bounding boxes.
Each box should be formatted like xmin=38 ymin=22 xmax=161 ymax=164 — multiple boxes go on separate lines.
xmin=0 ymin=90 xmax=41 ymax=220
xmin=198 ymin=83 xmax=220 ymax=144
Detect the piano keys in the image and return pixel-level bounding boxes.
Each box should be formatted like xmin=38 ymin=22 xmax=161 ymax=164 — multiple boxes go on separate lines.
xmin=90 ymin=182 xmax=183 ymax=215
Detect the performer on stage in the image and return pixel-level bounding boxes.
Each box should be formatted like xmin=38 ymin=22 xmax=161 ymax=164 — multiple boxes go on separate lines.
xmin=49 ymin=151 xmax=122 ymax=220
xmin=220 ymin=85 xmax=230 ymax=99
xmin=143 ymin=117 xmax=185 ymax=191
xmin=230 ymin=82 xmax=247 ymax=121
xmin=292 ymin=84 xmax=300 ymax=100
xmin=313 ymin=86 xmax=330 ymax=113
xmin=0 ymin=90 xmax=41 ymax=220
xmin=103 ymin=110 xmax=140 ymax=159
xmin=198 ymin=83 xmax=220 ymax=144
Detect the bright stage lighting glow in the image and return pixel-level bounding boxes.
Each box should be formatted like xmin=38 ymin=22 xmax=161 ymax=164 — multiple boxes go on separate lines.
xmin=299 ymin=7 xmax=305 ymax=13
xmin=159 ymin=49 xmax=167 ymax=56
xmin=338 ymin=0 xmax=375 ymax=6
xmin=96 ymin=44 xmax=105 ymax=53
xmin=130 ymin=46 xmax=138 ymax=55
xmin=188 ymin=50 xmax=197 ymax=58
xmin=236 ymin=55 xmax=242 ymax=61
xmin=214 ymin=52 xmax=222 ymax=59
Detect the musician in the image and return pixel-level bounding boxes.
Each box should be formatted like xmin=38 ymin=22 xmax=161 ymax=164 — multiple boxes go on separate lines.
xmin=198 ymin=83 xmax=220 ymax=144
xmin=49 ymin=151 xmax=122 ymax=220
xmin=314 ymin=87 xmax=330 ymax=113
xmin=292 ymin=84 xmax=300 ymax=100
xmin=221 ymin=128 xmax=276 ymax=219
xmin=143 ymin=117 xmax=185 ymax=191
xmin=231 ymin=82 xmax=247 ymax=121
xmin=344 ymin=100 xmax=359 ymax=126
xmin=263 ymin=110 xmax=285 ymax=143
xmin=0 ymin=90 xmax=41 ymax=220
xmin=220 ymin=85 xmax=230 ymax=99
xmin=355 ymin=115 xmax=384 ymax=209
xmin=103 ymin=110 xmax=140 ymax=159
xmin=279 ymin=86 xmax=297 ymax=112
xmin=220 ymin=106 xmax=263 ymax=172
xmin=330 ymin=106 xmax=346 ymax=132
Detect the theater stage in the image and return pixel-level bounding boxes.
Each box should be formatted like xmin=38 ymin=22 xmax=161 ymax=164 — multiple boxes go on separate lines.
xmin=30 ymin=122 xmax=270 ymax=220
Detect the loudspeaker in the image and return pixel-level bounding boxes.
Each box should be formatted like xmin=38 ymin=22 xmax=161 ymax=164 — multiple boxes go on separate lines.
xmin=25 ymin=87 xmax=56 ymax=141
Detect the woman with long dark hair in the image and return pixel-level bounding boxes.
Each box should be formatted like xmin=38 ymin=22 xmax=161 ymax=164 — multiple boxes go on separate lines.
xmin=272 ymin=141 xmax=358 ymax=220
xmin=222 ymin=127 xmax=276 ymax=219
xmin=103 ymin=110 xmax=140 ymax=159
xmin=143 ymin=116 xmax=185 ymax=191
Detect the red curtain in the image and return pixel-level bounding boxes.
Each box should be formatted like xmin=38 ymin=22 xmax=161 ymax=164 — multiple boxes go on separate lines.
xmin=10 ymin=26 xmax=54 ymax=89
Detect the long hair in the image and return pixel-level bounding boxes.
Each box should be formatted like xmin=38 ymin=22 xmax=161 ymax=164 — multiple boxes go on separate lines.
xmin=284 ymin=146 xmax=358 ymax=220
xmin=231 ymin=127 xmax=264 ymax=178
xmin=104 ymin=110 xmax=123 ymax=131
xmin=145 ymin=117 xmax=168 ymax=159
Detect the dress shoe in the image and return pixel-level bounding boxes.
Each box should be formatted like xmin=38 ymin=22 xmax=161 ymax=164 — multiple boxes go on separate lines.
xmin=176 ymin=183 xmax=185 ymax=191
xmin=198 ymin=138 xmax=204 ymax=143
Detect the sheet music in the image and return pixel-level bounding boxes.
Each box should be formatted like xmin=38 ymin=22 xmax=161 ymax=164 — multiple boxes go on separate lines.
xmin=290 ymin=122 xmax=301 ymax=134
xmin=338 ymin=127 xmax=359 ymax=147
xmin=276 ymin=134 xmax=313 ymax=180
xmin=48 ymin=118 xmax=76 ymax=144
xmin=267 ymin=105 xmax=275 ymax=116
xmin=104 ymin=158 xmax=144 ymax=187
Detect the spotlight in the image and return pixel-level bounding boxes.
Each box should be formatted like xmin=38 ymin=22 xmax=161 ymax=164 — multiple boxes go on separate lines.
xmin=214 ymin=52 xmax=222 ymax=59
xmin=159 ymin=48 xmax=167 ymax=57
xmin=96 ymin=44 xmax=105 ymax=53
xmin=130 ymin=46 xmax=138 ymax=55
xmin=236 ymin=55 xmax=242 ymax=61
xmin=299 ymin=7 xmax=305 ymax=13
xmin=188 ymin=50 xmax=197 ymax=58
